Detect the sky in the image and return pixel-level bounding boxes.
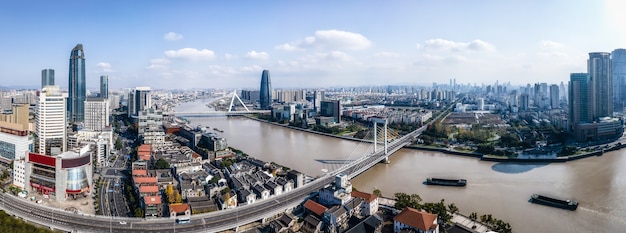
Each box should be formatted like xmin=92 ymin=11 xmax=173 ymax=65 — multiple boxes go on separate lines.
xmin=0 ymin=1 xmax=625 ymax=90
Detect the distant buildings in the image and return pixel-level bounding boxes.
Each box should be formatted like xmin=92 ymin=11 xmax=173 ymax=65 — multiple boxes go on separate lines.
xmin=41 ymin=69 xmax=54 ymax=88
xmin=259 ymin=70 xmax=272 ymax=109
xmin=68 ymin=44 xmax=86 ymax=123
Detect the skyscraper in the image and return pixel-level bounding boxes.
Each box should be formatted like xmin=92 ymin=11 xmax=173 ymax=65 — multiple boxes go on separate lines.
xmin=36 ymin=86 xmax=67 ymax=156
xmin=41 ymin=69 xmax=54 ymax=88
xmin=100 ymin=75 xmax=109 ymax=99
xmin=569 ymin=73 xmax=593 ymax=128
xmin=128 ymin=87 xmax=151 ymax=117
xmin=549 ymin=84 xmax=559 ymax=109
xmin=588 ymin=52 xmax=612 ymax=118
xmin=68 ymin=44 xmax=86 ymax=123
xmin=259 ymin=70 xmax=272 ymax=109
xmin=612 ymin=49 xmax=626 ymax=112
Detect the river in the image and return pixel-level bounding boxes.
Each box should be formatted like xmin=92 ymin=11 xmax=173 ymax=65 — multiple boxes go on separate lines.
xmin=176 ymin=100 xmax=626 ymax=233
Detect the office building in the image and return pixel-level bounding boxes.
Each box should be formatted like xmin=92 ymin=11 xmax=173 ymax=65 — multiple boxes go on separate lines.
xmin=36 ymin=86 xmax=67 ymax=156
xmin=41 ymin=69 xmax=55 ymax=88
xmin=320 ymin=100 xmax=341 ymax=124
xmin=569 ymin=73 xmax=593 ymax=127
xmin=588 ymin=52 xmax=612 ymax=118
xmin=128 ymin=87 xmax=151 ymax=117
xmin=313 ymin=90 xmax=324 ymax=112
xmin=550 ymin=84 xmax=559 ymax=109
xmin=83 ymin=97 xmax=110 ymax=131
xmin=259 ymin=70 xmax=272 ymax=109
xmin=100 ymin=75 xmax=109 ymax=99
xmin=613 ymin=49 xmax=626 ymax=112
xmin=68 ymin=44 xmax=86 ymax=123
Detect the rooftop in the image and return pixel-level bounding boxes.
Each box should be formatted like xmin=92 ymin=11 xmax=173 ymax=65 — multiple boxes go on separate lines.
xmin=143 ymin=196 xmax=162 ymax=205
xmin=304 ymin=199 xmax=327 ymax=216
xmin=351 ymin=190 xmax=378 ymax=203
xmin=393 ymin=207 xmax=438 ymax=231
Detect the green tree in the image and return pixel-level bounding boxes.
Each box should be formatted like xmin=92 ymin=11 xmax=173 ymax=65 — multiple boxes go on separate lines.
xmin=134 ymin=207 xmax=144 ymax=217
xmin=373 ymin=189 xmax=382 ymax=197
xmin=448 ymin=203 xmax=459 ymax=214
xmin=115 ymin=138 xmax=123 ymax=150
xmin=154 ymin=158 xmax=170 ymax=169
xmin=394 ymin=192 xmax=422 ymax=210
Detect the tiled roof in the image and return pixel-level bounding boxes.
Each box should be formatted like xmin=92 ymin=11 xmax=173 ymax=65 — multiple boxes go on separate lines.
xmin=133 ymin=176 xmax=157 ymax=184
xmin=393 ymin=207 xmax=438 ymax=231
xmin=169 ymin=203 xmax=190 ymax=214
xmin=139 ymin=185 xmax=159 ymax=194
xmin=132 ymin=169 xmax=147 ymax=176
xmin=351 ymin=190 xmax=378 ymax=203
xmin=304 ymin=199 xmax=327 ymax=216
xmin=138 ymin=144 xmax=151 ymax=154
xmin=144 ymin=196 xmax=161 ymax=205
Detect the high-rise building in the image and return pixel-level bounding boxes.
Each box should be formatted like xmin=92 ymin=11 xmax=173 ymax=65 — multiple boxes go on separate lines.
xmin=313 ymin=90 xmax=324 ymax=113
xmin=0 ymin=103 xmax=29 ymax=131
xmin=550 ymin=84 xmax=559 ymax=109
xmin=320 ymin=100 xmax=341 ymax=124
xmin=100 ymin=75 xmax=109 ymax=99
xmin=68 ymin=44 xmax=86 ymax=123
xmin=612 ymin=49 xmax=626 ymax=112
xmin=569 ymin=73 xmax=593 ymax=128
xmin=36 ymin=86 xmax=67 ymax=156
xmin=519 ymin=93 xmax=529 ymax=111
xmin=259 ymin=70 xmax=272 ymax=109
xmin=0 ymin=121 xmax=32 ymax=167
xmin=588 ymin=52 xmax=612 ymax=118
xmin=128 ymin=87 xmax=151 ymax=117
xmin=84 ymin=97 xmax=110 ymax=131
xmin=41 ymin=69 xmax=55 ymax=88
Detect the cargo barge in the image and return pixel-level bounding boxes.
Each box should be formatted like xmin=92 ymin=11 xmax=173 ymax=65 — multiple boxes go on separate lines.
xmin=529 ymin=194 xmax=578 ymax=210
xmin=424 ymin=178 xmax=467 ymax=187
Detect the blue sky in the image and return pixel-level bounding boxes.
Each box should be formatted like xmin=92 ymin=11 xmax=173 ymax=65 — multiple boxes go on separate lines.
xmin=0 ymin=1 xmax=624 ymax=90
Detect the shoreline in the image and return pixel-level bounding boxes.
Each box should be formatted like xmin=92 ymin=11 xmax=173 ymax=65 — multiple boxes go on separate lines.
xmin=241 ymin=115 xmax=623 ymax=164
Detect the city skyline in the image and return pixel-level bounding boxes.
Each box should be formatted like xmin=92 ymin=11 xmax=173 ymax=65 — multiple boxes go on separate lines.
xmin=0 ymin=1 xmax=625 ymax=90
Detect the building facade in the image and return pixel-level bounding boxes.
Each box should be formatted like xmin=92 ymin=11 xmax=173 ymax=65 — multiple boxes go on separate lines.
xmin=36 ymin=86 xmax=67 ymax=156
xmin=0 ymin=122 xmax=32 ymax=166
xmin=84 ymin=97 xmax=110 ymax=131
xmin=588 ymin=52 xmax=612 ymax=118
xmin=321 ymin=100 xmax=341 ymax=124
xmin=550 ymin=84 xmax=559 ymax=109
xmin=68 ymin=44 xmax=86 ymax=123
xmin=100 ymin=75 xmax=109 ymax=99
xmin=128 ymin=87 xmax=151 ymax=117
xmin=613 ymin=49 xmax=626 ymax=112
xmin=259 ymin=70 xmax=272 ymax=109
xmin=569 ymin=73 xmax=593 ymax=129
xmin=41 ymin=69 xmax=55 ymax=88
xmin=24 ymin=148 xmax=93 ymax=200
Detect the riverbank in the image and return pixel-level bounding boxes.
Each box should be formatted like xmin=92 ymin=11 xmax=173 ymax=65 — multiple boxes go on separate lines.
xmin=242 ymin=115 xmax=376 ymax=144
xmin=406 ymin=144 xmax=626 ymax=163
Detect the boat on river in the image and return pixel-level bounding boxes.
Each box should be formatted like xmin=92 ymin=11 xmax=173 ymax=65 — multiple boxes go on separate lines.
xmin=424 ymin=177 xmax=467 ymax=187
xmin=529 ymin=194 xmax=578 ymax=210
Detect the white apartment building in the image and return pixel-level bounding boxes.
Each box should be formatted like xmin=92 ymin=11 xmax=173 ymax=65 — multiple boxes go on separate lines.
xmin=84 ymin=97 xmax=110 ymax=131
xmin=0 ymin=121 xmax=32 ymax=166
xmin=36 ymin=86 xmax=67 ymax=156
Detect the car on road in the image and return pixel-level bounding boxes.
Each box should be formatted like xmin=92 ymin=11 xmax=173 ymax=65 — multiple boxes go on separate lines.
xmin=119 ymin=221 xmax=127 ymax=225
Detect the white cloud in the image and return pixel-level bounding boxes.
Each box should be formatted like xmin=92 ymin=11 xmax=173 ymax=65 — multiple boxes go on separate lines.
xmin=224 ymin=53 xmax=236 ymax=60
xmin=96 ymin=62 xmax=113 ymax=72
xmin=164 ymin=32 xmax=183 ymax=41
xmin=164 ymin=48 xmax=215 ymax=61
xmin=245 ymin=51 xmax=269 ymax=60
xmin=422 ymin=39 xmax=495 ymax=52
xmin=146 ymin=58 xmax=170 ymax=70
xmin=540 ymin=40 xmax=563 ymax=49
xmin=276 ymin=29 xmax=372 ymax=51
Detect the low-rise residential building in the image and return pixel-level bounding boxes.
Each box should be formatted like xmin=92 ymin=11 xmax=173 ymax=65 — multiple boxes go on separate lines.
xmin=351 ymin=190 xmax=379 ymax=216
xmin=143 ymin=195 xmax=163 ymax=218
xmin=169 ymin=203 xmax=191 ymax=218
xmin=393 ymin=207 xmax=439 ymax=233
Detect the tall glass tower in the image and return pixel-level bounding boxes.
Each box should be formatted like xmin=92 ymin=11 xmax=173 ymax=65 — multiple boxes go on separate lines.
xmin=569 ymin=73 xmax=593 ymax=127
xmin=68 ymin=44 xmax=86 ymax=123
xmin=588 ymin=52 xmax=612 ymax=118
xmin=612 ymin=49 xmax=626 ymax=112
xmin=100 ymin=75 xmax=109 ymax=99
xmin=259 ymin=70 xmax=272 ymax=109
xmin=41 ymin=69 xmax=55 ymax=88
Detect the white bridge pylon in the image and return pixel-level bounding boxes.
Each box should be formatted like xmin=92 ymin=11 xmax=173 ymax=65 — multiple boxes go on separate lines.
xmin=228 ymin=90 xmax=250 ymax=112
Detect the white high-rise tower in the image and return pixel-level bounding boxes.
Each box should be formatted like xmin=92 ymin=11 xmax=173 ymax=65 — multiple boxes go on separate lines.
xmin=36 ymin=86 xmax=67 ymax=155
